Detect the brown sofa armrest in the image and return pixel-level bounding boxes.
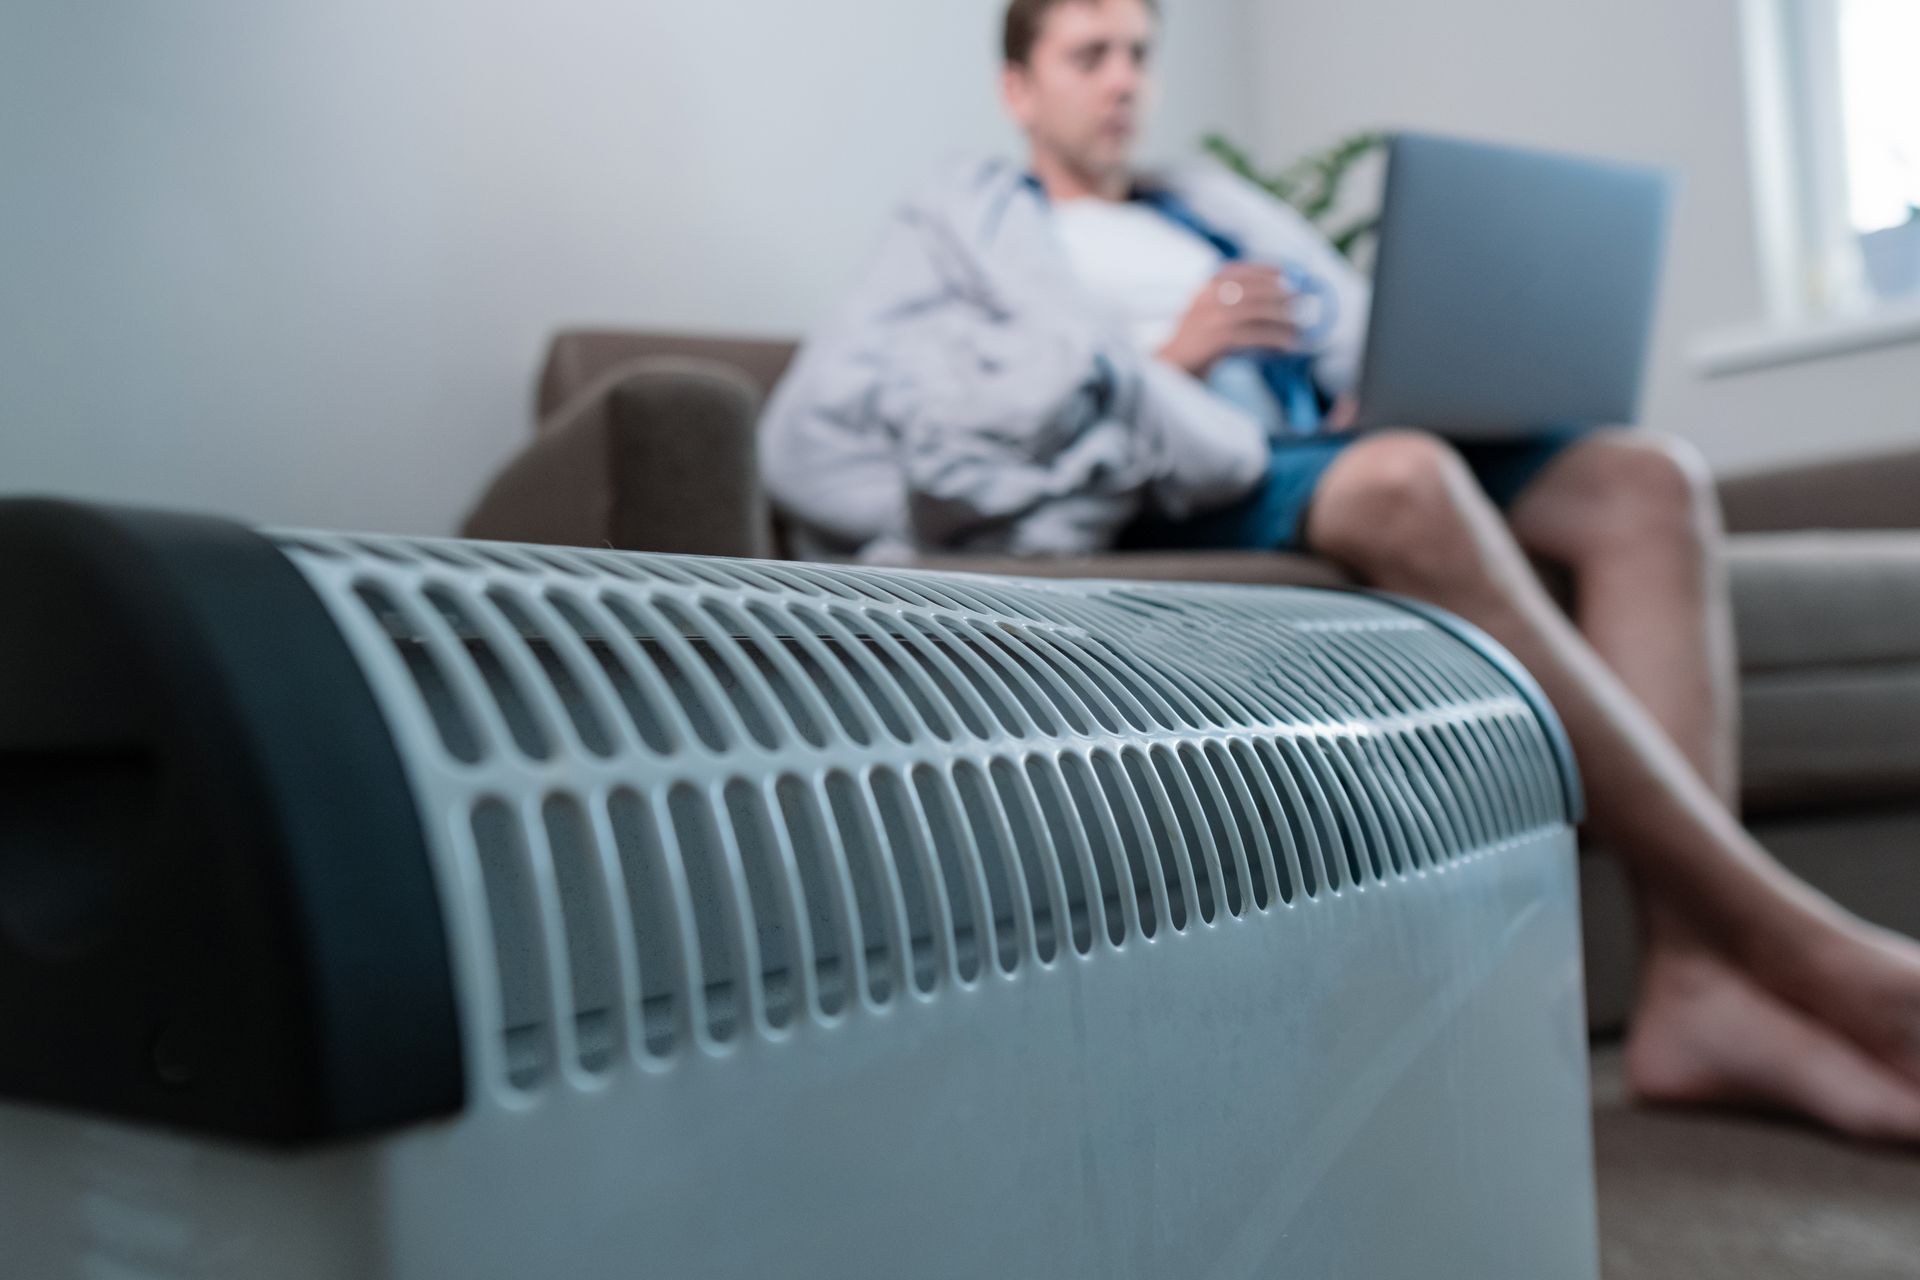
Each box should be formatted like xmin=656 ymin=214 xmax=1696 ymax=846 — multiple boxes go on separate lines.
xmin=1718 ymin=447 xmax=1920 ymax=534
xmin=464 ymin=355 xmax=772 ymax=558
xmin=538 ymin=330 xmax=797 ymax=419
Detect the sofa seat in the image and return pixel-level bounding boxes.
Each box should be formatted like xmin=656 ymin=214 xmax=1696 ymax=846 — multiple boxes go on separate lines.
xmin=922 ymin=532 xmax=1920 ymax=820
xmin=467 ymin=330 xmax=1920 ymax=1038
xmin=1732 ymin=532 xmax=1920 ymax=671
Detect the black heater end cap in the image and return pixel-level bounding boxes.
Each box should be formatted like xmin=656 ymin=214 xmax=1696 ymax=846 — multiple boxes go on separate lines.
xmin=0 ymin=499 xmax=464 ymax=1147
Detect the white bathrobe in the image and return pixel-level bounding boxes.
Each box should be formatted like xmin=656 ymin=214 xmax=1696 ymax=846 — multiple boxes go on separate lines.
xmin=758 ymin=157 xmax=1370 ymax=561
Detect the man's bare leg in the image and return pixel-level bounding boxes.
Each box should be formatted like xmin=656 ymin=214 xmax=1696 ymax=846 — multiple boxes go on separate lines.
xmin=1304 ymin=430 xmax=1920 ymax=1139
xmin=1502 ymin=433 xmax=1738 ymax=802
xmin=1503 ymin=432 xmax=1920 ymax=1137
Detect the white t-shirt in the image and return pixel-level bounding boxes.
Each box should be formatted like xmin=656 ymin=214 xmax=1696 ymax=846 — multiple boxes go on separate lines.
xmin=1051 ymin=197 xmax=1226 ymax=353
xmin=1052 ymin=195 xmax=1305 ymax=434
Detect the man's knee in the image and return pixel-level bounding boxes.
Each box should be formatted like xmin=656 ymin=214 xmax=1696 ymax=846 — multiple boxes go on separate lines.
xmin=1306 ymin=430 xmax=1489 ymax=577
xmin=1580 ymin=433 xmax=1721 ymax=548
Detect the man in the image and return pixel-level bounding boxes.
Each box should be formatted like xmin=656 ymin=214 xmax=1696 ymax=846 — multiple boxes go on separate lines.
xmin=762 ymin=0 xmax=1920 ymax=1141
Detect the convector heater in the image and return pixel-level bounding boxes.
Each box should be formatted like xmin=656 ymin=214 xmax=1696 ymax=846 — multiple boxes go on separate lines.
xmin=0 ymin=500 xmax=1597 ymax=1280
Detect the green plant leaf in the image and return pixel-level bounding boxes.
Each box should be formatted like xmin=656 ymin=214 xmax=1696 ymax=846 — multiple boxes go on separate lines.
xmin=1198 ymin=129 xmax=1386 ymax=261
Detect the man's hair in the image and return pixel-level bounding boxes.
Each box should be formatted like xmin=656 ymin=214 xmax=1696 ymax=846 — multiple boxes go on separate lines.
xmin=1003 ymin=0 xmax=1159 ymax=66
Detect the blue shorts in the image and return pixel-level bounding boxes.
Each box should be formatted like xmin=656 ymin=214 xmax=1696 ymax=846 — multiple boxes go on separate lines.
xmin=1119 ymin=425 xmax=1599 ymax=554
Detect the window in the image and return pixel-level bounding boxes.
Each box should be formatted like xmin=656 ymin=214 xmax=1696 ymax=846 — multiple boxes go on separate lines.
xmin=1746 ymin=0 xmax=1920 ymax=318
xmin=1837 ymin=1 xmax=1920 ymax=237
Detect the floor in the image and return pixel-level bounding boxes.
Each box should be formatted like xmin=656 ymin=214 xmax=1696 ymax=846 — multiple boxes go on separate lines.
xmin=1590 ymin=1046 xmax=1920 ymax=1278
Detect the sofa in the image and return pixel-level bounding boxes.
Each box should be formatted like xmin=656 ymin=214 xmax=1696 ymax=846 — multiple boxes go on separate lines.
xmin=465 ymin=329 xmax=1920 ymax=1276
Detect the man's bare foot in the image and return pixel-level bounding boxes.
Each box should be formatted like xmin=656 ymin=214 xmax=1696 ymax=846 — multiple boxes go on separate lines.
xmin=1719 ymin=901 xmax=1920 ymax=1090
xmin=1789 ymin=920 xmax=1920 ymax=1086
xmin=1627 ymin=941 xmax=1920 ymax=1144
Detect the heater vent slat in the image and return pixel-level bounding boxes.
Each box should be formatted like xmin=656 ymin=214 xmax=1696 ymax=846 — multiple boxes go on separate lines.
xmin=284 ymin=534 xmax=1580 ymax=1098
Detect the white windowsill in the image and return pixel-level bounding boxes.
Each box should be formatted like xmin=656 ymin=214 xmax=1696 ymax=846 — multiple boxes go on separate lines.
xmin=1693 ymin=299 xmax=1920 ymax=377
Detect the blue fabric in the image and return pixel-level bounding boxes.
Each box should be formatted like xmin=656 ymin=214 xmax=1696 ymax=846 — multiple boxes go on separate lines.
xmin=1118 ymin=424 xmax=1601 ymax=554
xmin=1131 ymin=188 xmax=1327 ymax=435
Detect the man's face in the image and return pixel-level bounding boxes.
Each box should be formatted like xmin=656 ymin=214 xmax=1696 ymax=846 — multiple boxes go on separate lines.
xmin=1003 ymin=0 xmax=1158 ymax=183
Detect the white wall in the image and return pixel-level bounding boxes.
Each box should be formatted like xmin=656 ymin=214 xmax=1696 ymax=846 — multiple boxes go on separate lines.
xmin=1246 ymin=0 xmax=1920 ymax=475
xmin=0 ymin=0 xmax=1253 ymax=534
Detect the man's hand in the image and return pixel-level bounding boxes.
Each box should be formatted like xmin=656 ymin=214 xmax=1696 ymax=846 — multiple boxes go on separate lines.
xmin=1155 ymin=263 xmax=1300 ymax=378
xmin=1325 ymin=394 xmax=1359 ymax=432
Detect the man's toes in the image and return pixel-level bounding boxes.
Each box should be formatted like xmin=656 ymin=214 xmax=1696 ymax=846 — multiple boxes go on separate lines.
xmin=1802 ymin=1057 xmax=1920 ymax=1145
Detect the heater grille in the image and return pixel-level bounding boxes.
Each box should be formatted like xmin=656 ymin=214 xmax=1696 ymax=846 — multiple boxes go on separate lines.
xmin=280 ymin=534 xmax=1576 ymax=1097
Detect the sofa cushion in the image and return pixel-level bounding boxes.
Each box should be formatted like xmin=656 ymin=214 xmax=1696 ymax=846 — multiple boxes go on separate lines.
xmin=1742 ymin=666 xmax=1920 ymax=813
xmin=1730 ymin=532 xmax=1920 ymax=672
xmin=1724 ymin=532 xmax=1920 ymax=814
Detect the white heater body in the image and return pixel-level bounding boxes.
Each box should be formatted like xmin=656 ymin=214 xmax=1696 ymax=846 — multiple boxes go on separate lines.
xmin=0 ymin=513 xmax=1597 ymax=1280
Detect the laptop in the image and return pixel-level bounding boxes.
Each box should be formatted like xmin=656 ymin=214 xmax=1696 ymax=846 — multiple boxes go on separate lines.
xmin=1352 ymin=133 xmax=1675 ymax=438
